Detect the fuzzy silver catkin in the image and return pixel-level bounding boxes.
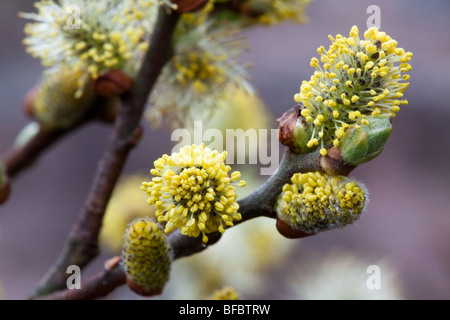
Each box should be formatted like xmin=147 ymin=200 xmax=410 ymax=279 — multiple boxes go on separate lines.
xmin=276 ymin=172 xmax=369 ymax=234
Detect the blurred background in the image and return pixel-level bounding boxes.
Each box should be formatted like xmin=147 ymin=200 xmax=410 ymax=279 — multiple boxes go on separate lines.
xmin=0 ymin=0 xmax=449 ymax=300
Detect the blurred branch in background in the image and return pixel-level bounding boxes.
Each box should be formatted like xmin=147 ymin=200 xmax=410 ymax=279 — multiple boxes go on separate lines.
xmin=2 ymin=97 xmax=114 ymax=179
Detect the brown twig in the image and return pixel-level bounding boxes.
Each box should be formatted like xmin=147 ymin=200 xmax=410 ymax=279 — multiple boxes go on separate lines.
xmin=28 ymin=8 xmax=180 ymax=299
xmin=162 ymin=149 xmax=322 ymax=259
xmin=2 ymin=96 xmax=114 ymax=179
xmin=3 ymin=122 xmax=86 ymax=179
xmin=236 ymin=149 xmax=322 ymax=221
xmin=163 ymin=148 xmax=322 ymax=258
xmin=40 ymin=261 xmax=126 ymax=300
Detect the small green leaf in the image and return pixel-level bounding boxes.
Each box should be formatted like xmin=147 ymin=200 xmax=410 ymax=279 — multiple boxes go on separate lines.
xmin=340 ymin=115 xmax=392 ymax=166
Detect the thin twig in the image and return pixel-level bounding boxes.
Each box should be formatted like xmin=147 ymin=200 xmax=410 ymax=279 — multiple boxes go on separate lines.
xmin=165 ymin=148 xmax=322 ymax=258
xmin=2 ymin=97 xmax=113 ymax=179
xmin=28 ymin=8 xmax=180 ymax=299
xmin=3 ymin=121 xmax=89 ymax=179
xmin=40 ymin=263 xmax=126 ymax=300
xmin=236 ymin=149 xmax=321 ymax=222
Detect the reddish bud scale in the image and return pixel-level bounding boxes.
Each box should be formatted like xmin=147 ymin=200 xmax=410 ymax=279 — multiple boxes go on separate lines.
xmin=93 ymin=69 xmax=133 ymax=98
xmin=0 ymin=179 xmax=10 ymax=205
xmin=126 ymin=274 xmax=164 ymax=297
xmin=319 ymin=146 xmax=355 ymax=176
xmin=276 ymin=216 xmax=313 ymax=239
xmin=22 ymin=86 xmax=39 ymax=118
xmin=174 ymin=0 xmax=208 ymax=13
xmin=278 ymin=105 xmax=302 ymax=151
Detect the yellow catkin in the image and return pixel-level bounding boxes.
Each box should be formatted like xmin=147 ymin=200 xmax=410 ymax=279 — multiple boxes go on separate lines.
xmin=21 ymin=0 xmax=151 ymax=95
xmin=211 ymin=287 xmax=240 ymax=300
xmin=33 ymin=68 xmax=95 ymax=129
xmin=142 ymin=144 xmax=246 ymax=243
xmin=122 ymin=218 xmax=171 ymax=292
xmin=251 ymin=0 xmax=311 ymax=25
xmin=276 ymin=172 xmax=367 ymax=234
xmin=293 ymin=25 xmax=411 ymax=150
xmin=147 ymin=11 xmax=253 ymax=130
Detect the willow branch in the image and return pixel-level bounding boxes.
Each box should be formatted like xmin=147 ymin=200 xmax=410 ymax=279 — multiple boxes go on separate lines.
xmin=2 ymin=101 xmax=107 ymax=180
xmin=165 ymin=148 xmax=322 ymax=258
xmin=237 ymin=149 xmax=321 ymax=220
xmin=41 ymin=148 xmax=322 ymax=300
xmin=156 ymin=149 xmax=321 ymax=260
xmin=2 ymin=124 xmax=78 ymax=178
xmin=28 ymin=8 xmax=180 ymax=299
